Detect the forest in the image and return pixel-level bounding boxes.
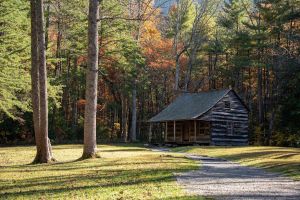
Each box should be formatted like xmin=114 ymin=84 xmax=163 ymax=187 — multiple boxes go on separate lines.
xmin=1 ymin=0 xmax=300 ymax=151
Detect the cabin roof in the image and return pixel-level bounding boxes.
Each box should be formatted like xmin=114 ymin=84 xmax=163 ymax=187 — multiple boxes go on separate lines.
xmin=149 ymin=89 xmax=245 ymax=122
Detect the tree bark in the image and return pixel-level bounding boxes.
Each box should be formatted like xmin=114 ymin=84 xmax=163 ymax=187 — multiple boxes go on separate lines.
xmin=35 ymin=0 xmax=54 ymax=163
xmin=82 ymin=0 xmax=99 ymax=159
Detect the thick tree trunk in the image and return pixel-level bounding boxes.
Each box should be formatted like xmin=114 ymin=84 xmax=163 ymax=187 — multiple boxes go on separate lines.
xmin=36 ymin=0 xmax=54 ymax=163
xmin=30 ymin=0 xmax=41 ymax=162
xmin=82 ymin=0 xmax=99 ymax=159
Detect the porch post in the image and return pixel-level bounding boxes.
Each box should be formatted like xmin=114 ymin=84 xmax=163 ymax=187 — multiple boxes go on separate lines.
xmin=165 ymin=121 xmax=168 ymax=142
xmin=194 ymin=120 xmax=196 ymax=142
xmin=173 ymin=120 xmax=176 ymax=142
xmin=148 ymin=123 xmax=152 ymax=143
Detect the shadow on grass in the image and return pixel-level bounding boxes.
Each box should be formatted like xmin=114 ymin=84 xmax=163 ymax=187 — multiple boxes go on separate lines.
xmin=99 ymin=148 xmax=149 ymax=152
xmin=0 ymin=154 xmax=196 ymax=199
xmin=1 ymin=167 xmax=188 ymax=198
xmin=0 ymin=161 xmax=192 ymax=173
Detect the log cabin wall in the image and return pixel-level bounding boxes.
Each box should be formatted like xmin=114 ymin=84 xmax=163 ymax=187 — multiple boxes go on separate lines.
xmin=199 ymin=91 xmax=249 ymax=145
xmin=196 ymin=121 xmax=210 ymax=144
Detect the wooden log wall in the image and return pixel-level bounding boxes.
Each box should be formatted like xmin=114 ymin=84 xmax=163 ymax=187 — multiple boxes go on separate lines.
xmin=196 ymin=121 xmax=210 ymax=143
xmin=199 ymin=91 xmax=249 ymax=146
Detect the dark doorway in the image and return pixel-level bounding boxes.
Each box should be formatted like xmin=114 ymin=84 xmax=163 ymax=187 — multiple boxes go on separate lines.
xmin=183 ymin=121 xmax=189 ymax=141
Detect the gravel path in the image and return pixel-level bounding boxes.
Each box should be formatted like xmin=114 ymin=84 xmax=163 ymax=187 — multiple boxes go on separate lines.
xmin=176 ymin=155 xmax=300 ymax=200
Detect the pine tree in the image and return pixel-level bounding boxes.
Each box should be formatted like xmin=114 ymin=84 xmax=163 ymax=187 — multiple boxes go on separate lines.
xmin=219 ymin=0 xmax=251 ymax=91
xmin=0 ymin=0 xmax=31 ymax=118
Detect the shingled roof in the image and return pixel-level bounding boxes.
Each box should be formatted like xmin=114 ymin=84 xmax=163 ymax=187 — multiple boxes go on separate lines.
xmin=149 ymin=89 xmax=231 ymax=122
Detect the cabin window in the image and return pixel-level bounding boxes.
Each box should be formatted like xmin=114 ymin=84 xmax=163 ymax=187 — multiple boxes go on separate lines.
xmin=224 ymin=101 xmax=231 ymax=110
xmin=227 ymin=121 xmax=234 ymax=135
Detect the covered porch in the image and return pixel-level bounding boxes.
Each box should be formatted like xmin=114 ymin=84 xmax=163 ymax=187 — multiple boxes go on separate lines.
xmin=149 ymin=120 xmax=211 ymax=144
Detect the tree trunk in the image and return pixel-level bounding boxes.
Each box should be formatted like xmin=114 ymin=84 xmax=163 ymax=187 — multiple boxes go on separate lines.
xmin=82 ymin=0 xmax=99 ymax=159
xmin=55 ymin=1 xmax=62 ymax=76
xmin=258 ymin=65 xmax=263 ymax=124
xmin=257 ymin=12 xmax=264 ymax=144
xmin=45 ymin=3 xmax=50 ymax=50
xmin=129 ymin=1 xmax=142 ymax=143
xmin=174 ymin=55 xmax=180 ymax=91
xmin=174 ymin=0 xmax=180 ymax=92
xmin=184 ymin=48 xmax=196 ymax=91
xmin=208 ymin=53 xmax=212 ymax=89
xmin=212 ymin=53 xmax=217 ymax=89
xmin=130 ymin=82 xmax=137 ymax=141
xmin=36 ymin=0 xmax=54 ymax=163
xmin=30 ymin=0 xmax=41 ymax=162
xmin=121 ymin=94 xmax=128 ymax=142
xmin=71 ymin=57 xmax=78 ymax=136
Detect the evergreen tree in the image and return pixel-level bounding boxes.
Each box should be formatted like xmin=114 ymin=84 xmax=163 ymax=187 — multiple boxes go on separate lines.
xmin=0 ymin=0 xmax=31 ymax=118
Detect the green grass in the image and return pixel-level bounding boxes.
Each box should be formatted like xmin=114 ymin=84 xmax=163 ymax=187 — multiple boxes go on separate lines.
xmin=172 ymin=146 xmax=300 ymax=180
xmin=0 ymin=144 xmax=203 ymax=200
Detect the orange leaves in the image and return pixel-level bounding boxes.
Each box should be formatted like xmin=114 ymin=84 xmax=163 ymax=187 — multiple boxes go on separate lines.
xmin=77 ymin=56 xmax=87 ymax=65
xmin=142 ymin=38 xmax=175 ymax=69
xmin=140 ymin=9 xmax=175 ymax=70
xmin=77 ymin=99 xmax=105 ymax=111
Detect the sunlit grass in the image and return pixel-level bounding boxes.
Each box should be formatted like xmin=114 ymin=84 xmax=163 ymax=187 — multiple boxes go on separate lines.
xmin=0 ymin=144 xmax=202 ymax=200
xmin=172 ymin=146 xmax=300 ymax=180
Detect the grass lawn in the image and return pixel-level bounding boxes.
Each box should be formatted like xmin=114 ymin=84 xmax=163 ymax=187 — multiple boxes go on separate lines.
xmin=172 ymin=146 xmax=300 ymax=180
xmin=0 ymin=144 xmax=202 ymax=200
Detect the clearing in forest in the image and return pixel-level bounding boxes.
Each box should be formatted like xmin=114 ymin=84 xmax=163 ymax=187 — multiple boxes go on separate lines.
xmin=0 ymin=144 xmax=202 ymax=200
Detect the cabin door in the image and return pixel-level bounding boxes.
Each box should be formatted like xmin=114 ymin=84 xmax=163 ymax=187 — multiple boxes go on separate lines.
xmin=183 ymin=121 xmax=189 ymax=141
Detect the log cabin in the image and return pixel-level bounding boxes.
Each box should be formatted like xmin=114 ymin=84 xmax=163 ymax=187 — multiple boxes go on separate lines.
xmin=148 ymin=89 xmax=249 ymax=146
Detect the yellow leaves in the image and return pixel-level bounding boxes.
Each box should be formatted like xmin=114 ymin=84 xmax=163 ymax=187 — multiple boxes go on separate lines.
xmin=142 ymin=20 xmax=161 ymax=41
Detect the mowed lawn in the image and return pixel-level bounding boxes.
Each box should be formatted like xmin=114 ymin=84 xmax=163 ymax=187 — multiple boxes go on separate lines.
xmin=0 ymin=144 xmax=201 ymax=200
xmin=172 ymin=146 xmax=300 ymax=180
